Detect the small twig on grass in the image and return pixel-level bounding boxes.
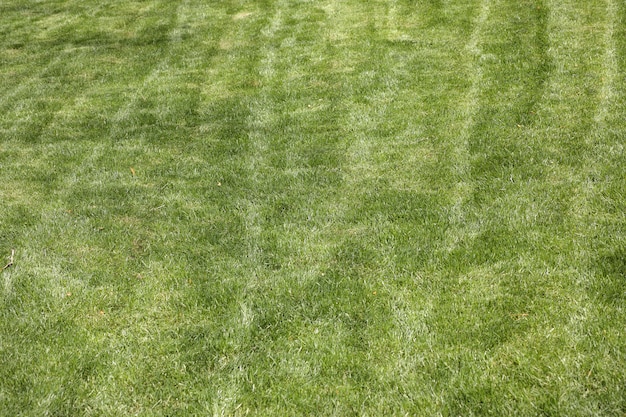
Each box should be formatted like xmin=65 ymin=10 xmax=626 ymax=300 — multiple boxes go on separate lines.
xmin=3 ymin=249 xmax=15 ymax=270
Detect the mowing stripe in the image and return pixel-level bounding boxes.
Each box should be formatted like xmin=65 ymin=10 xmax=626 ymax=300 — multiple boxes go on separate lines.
xmin=533 ymin=0 xmax=614 ymax=375
xmin=241 ymin=3 xmax=282 ymax=270
xmin=53 ymin=0 xmax=185 ymax=193
xmin=107 ymin=0 xmax=184 ymax=136
xmin=444 ymin=0 xmax=490 ymax=247
xmin=0 ymin=54 xmax=66 ymax=111
xmin=595 ymin=0 xmax=618 ymax=126
xmin=208 ymin=4 xmax=284 ymax=413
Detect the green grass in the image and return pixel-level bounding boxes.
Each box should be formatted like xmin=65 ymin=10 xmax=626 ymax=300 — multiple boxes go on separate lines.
xmin=1 ymin=0 xmax=625 ymax=415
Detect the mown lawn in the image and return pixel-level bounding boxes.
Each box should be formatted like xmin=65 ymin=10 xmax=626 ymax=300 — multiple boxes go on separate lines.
xmin=1 ymin=0 xmax=624 ymax=415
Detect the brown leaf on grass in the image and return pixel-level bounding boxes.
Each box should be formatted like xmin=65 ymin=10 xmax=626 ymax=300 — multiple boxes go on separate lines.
xmin=130 ymin=167 xmax=136 ymax=176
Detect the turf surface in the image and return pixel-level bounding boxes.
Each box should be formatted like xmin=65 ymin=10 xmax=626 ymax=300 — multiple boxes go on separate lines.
xmin=1 ymin=0 xmax=625 ymax=415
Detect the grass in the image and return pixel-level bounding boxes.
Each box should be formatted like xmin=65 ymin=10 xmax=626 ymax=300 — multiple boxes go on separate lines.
xmin=0 ymin=0 xmax=625 ymax=415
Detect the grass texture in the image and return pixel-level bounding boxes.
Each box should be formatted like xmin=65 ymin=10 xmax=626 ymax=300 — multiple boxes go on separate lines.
xmin=1 ymin=0 xmax=625 ymax=415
